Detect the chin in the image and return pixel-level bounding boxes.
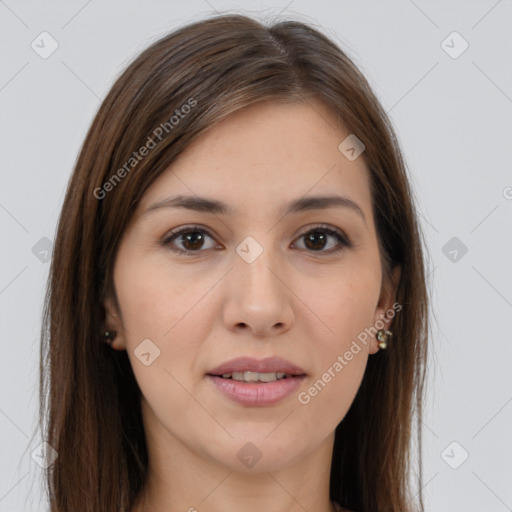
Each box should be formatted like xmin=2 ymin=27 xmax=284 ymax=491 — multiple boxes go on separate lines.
xmin=201 ymin=434 xmax=308 ymax=474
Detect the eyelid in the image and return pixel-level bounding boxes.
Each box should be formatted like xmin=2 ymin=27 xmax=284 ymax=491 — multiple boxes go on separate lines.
xmin=161 ymin=223 xmax=352 ymax=255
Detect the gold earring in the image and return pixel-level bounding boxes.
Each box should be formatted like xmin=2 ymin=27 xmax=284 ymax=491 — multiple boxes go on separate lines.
xmin=103 ymin=330 xmax=117 ymax=346
xmin=376 ymin=329 xmax=392 ymax=349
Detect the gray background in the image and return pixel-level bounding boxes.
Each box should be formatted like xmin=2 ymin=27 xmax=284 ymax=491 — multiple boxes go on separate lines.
xmin=1 ymin=1 xmax=511 ymax=511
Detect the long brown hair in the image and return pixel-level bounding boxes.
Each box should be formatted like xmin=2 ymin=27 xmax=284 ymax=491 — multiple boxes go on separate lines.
xmin=38 ymin=13 xmax=429 ymax=512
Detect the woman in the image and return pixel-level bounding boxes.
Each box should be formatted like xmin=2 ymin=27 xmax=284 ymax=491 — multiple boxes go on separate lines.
xmin=38 ymin=13 xmax=429 ymax=512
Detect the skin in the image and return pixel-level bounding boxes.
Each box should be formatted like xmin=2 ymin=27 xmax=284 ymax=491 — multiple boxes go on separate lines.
xmin=104 ymin=97 xmax=400 ymax=512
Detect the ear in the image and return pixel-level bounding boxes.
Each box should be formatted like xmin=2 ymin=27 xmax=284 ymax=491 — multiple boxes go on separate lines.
xmin=102 ymin=290 xmax=126 ymax=351
xmin=369 ymin=265 xmax=401 ymax=355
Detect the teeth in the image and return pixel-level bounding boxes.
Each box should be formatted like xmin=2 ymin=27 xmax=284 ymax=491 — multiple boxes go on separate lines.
xmin=220 ymin=371 xmax=289 ymax=382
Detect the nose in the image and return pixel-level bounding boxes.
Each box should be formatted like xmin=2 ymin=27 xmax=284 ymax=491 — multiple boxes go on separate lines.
xmin=221 ymin=241 xmax=294 ymax=338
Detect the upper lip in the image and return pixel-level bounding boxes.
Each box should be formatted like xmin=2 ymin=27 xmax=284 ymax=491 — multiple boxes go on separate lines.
xmin=207 ymin=356 xmax=307 ymax=376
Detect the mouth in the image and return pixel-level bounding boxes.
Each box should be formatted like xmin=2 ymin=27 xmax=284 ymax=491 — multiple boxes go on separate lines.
xmin=213 ymin=371 xmax=296 ymax=383
xmin=206 ymin=356 xmax=307 ymax=406
xmin=207 ymin=355 xmax=307 ymax=378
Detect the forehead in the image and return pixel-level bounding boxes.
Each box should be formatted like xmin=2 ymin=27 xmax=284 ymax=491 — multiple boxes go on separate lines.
xmin=138 ymin=98 xmax=372 ymax=220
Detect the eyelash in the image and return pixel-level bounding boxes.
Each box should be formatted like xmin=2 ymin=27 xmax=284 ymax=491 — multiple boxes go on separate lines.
xmin=161 ymin=224 xmax=352 ymax=257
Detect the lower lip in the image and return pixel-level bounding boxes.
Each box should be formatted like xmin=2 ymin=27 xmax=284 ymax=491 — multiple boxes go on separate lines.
xmin=207 ymin=375 xmax=306 ymax=406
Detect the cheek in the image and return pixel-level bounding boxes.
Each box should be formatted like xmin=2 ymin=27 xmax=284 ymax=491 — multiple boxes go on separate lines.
xmin=114 ymin=250 xmax=215 ymax=342
xmin=284 ymin=263 xmax=379 ymax=425
xmin=115 ymin=254 xmax=214 ymax=434
xmin=297 ymin=349 xmax=367 ymax=419
xmin=114 ymin=252 xmax=219 ymax=406
xmin=293 ymin=285 xmax=373 ymax=431
xmin=296 ymin=261 xmax=381 ymax=349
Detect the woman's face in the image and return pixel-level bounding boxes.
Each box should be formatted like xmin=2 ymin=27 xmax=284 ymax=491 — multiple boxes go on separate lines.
xmin=105 ymin=98 xmax=399 ymax=473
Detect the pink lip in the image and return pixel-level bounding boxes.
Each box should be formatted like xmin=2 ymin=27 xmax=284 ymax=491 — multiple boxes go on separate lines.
xmin=207 ymin=375 xmax=306 ymax=406
xmin=207 ymin=356 xmax=306 ymax=376
xmin=206 ymin=356 xmax=307 ymax=407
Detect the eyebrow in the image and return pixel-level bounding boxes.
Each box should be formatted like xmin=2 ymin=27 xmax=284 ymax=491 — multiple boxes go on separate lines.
xmin=143 ymin=194 xmax=366 ymax=223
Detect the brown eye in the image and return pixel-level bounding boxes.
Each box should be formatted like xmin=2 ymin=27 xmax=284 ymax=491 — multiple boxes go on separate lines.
xmin=293 ymin=225 xmax=351 ymax=254
xmin=162 ymin=226 xmax=218 ymax=255
xmin=179 ymin=230 xmax=205 ymax=251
